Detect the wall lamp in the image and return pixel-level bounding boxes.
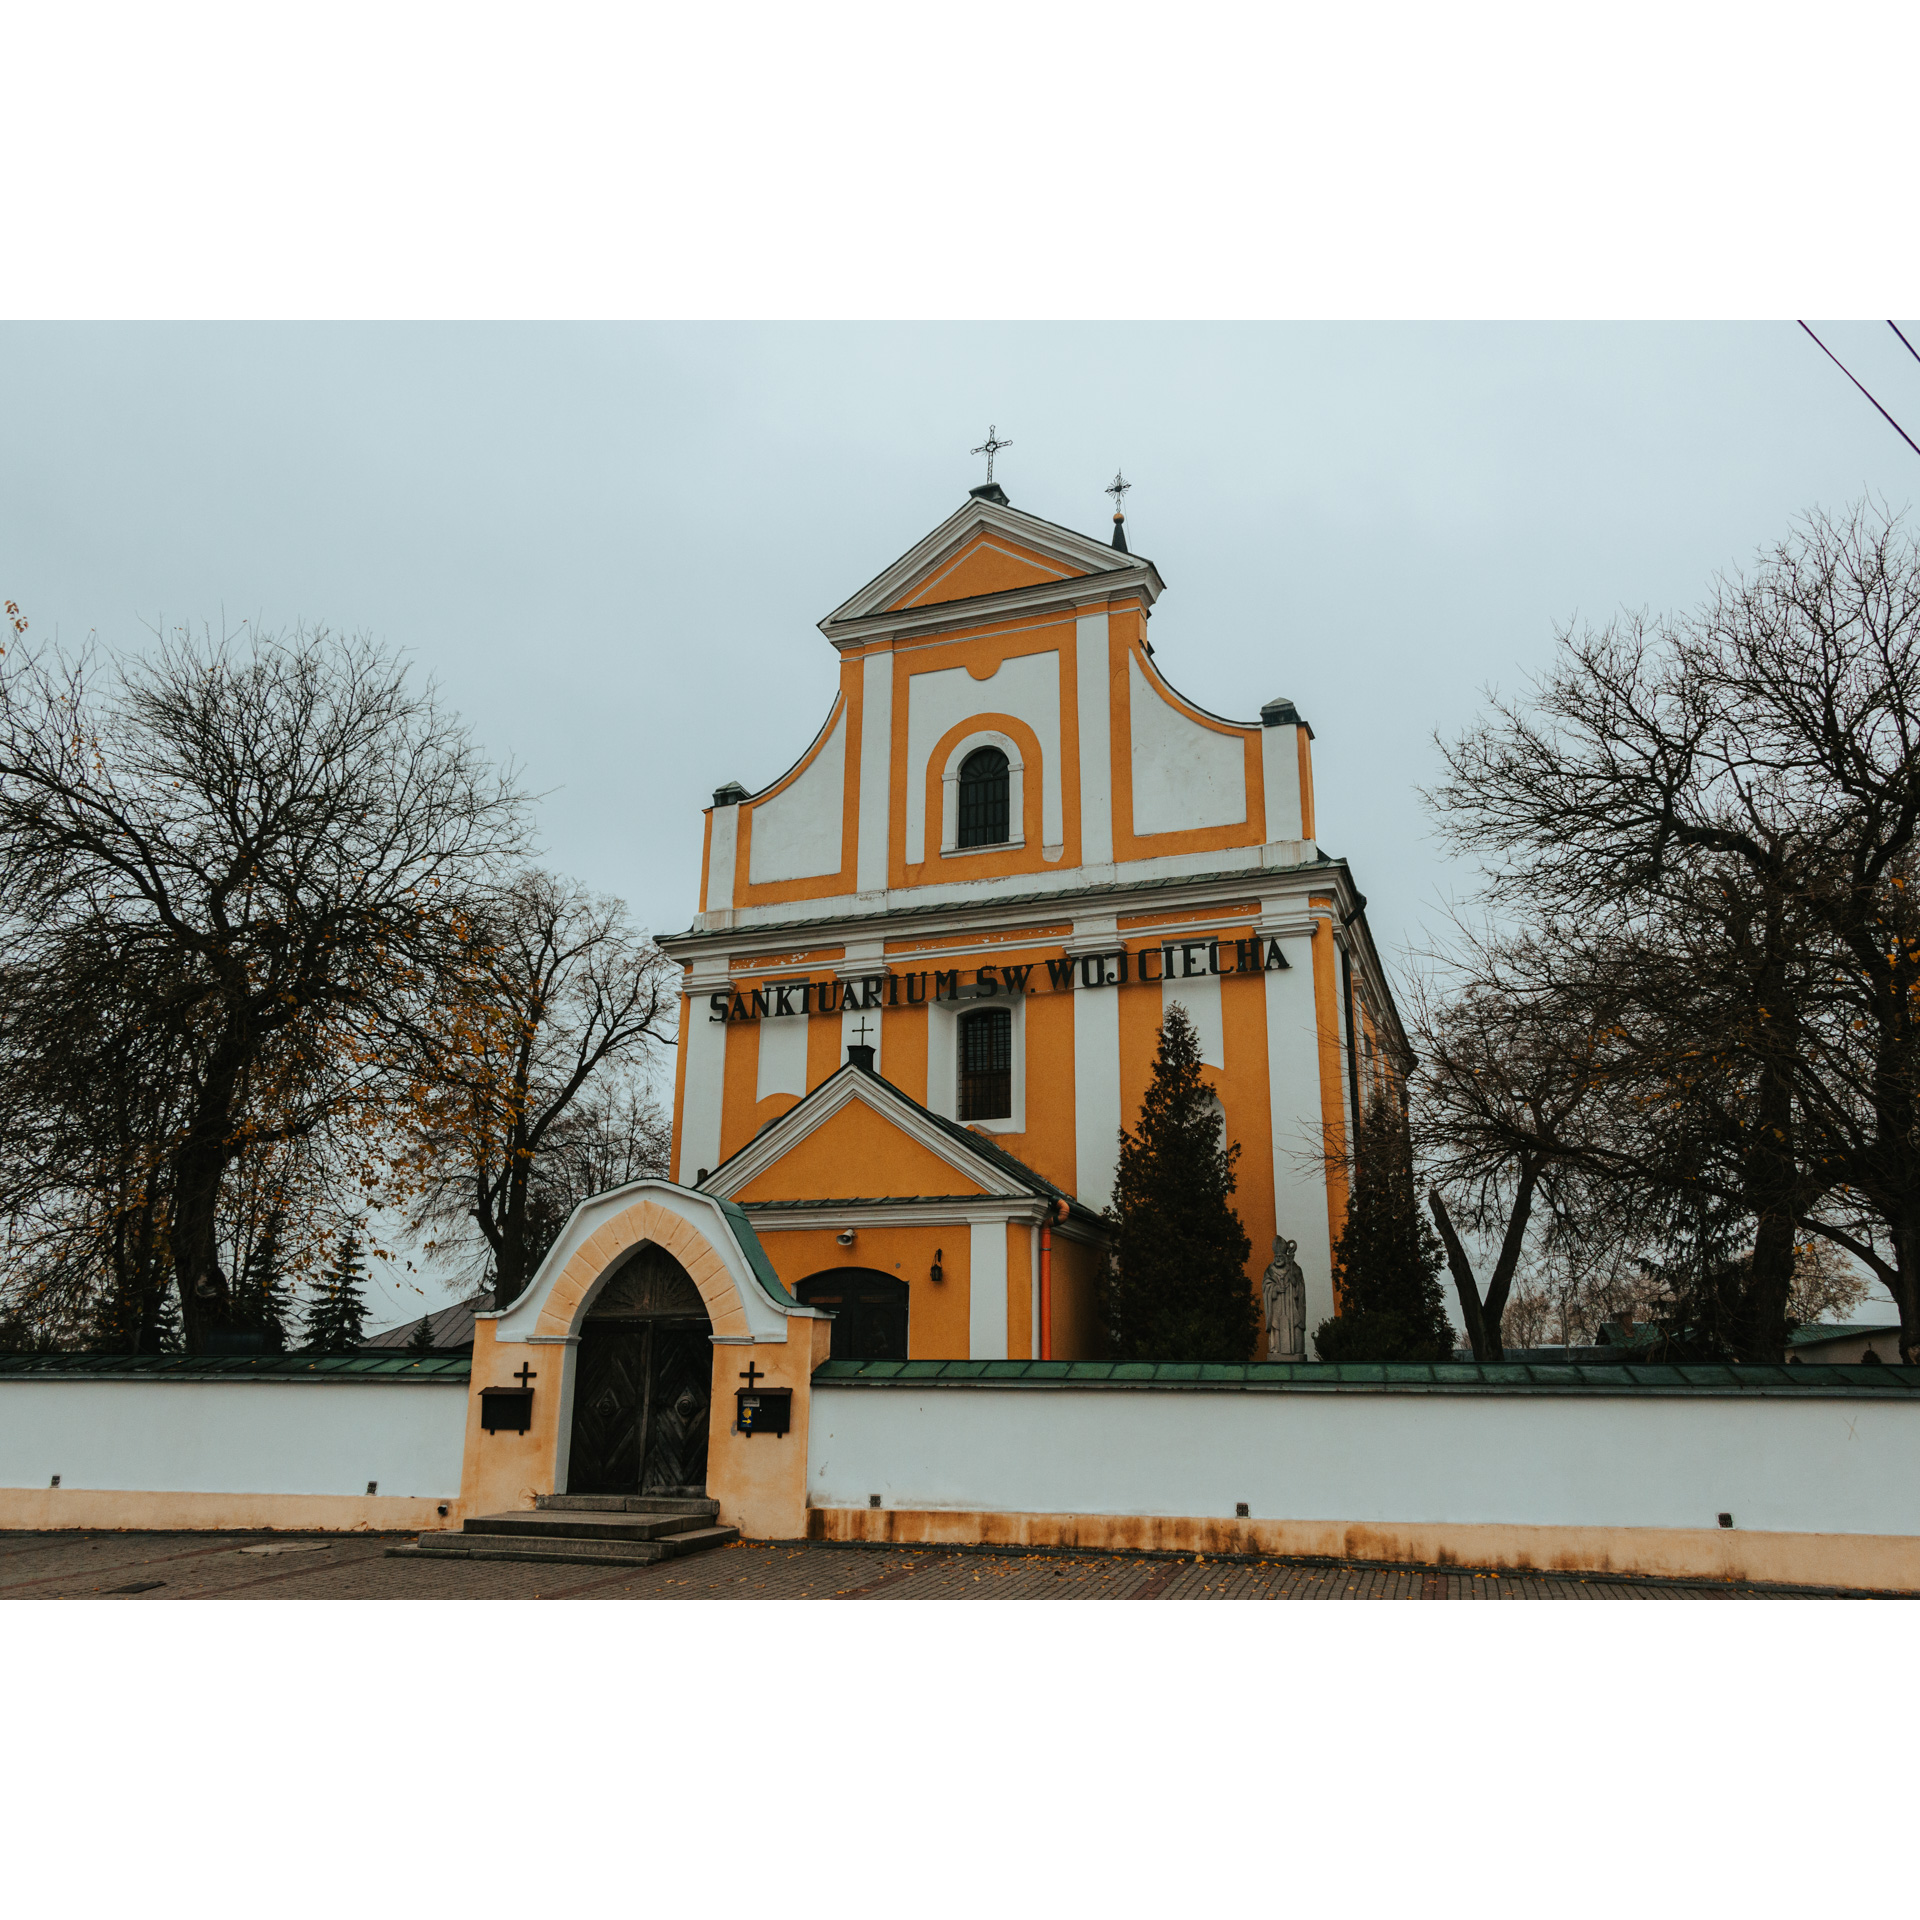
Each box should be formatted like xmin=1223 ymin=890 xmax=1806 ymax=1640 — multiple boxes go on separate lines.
xmin=930 ymin=1248 xmax=944 ymax=1284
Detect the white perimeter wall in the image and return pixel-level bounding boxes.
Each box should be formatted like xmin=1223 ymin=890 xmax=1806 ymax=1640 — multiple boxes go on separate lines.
xmin=808 ymin=1386 xmax=1920 ymax=1537
xmin=0 ymin=1381 xmax=468 ymax=1498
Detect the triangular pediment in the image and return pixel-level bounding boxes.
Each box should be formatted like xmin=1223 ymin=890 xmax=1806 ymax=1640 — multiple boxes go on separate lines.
xmin=704 ymin=1066 xmax=1039 ymax=1205
xmin=821 ymin=496 xmax=1158 ymax=635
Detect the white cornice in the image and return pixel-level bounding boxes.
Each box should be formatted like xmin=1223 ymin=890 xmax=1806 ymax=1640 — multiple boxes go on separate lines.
xmin=822 ymin=569 xmax=1162 ymax=651
xmin=743 ymin=1197 xmax=1049 ymax=1230
xmin=660 ymin=853 xmax=1337 ymax=963
xmin=820 ymin=510 xmax=1162 ymax=651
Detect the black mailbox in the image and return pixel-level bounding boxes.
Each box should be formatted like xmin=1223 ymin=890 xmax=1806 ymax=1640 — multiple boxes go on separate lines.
xmin=735 ymin=1387 xmax=792 ymax=1437
xmin=480 ymin=1387 xmax=534 ymax=1434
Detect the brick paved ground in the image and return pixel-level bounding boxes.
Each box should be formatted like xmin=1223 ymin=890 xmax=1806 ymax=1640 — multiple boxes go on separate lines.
xmin=0 ymin=1529 xmax=1882 ymax=1598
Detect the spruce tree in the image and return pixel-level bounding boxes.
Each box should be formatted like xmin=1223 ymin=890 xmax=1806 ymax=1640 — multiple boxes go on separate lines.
xmin=1314 ymin=1096 xmax=1456 ymax=1362
xmin=301 ymin=1227 xmax=370 ymax=1354
xmin=1103 ymin=1005 xmax=1258 ymax=1362
xmin=232 ymin=1212 xmax=290 ymax=1352
xmin=407 ymin=1310 xmax=436 ymax=1356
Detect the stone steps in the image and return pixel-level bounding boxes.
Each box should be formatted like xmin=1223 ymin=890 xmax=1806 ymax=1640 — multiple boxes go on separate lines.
xmin=537 ymin=1493 xmax=718 ymax=1517
xmin=467 ymin=1508 xmax=713 ymax=1544
xmin=390 ymin=1496 xmax=736 ymax=1569
xmin=395 ymin=1524 xmax=738 ymax=1568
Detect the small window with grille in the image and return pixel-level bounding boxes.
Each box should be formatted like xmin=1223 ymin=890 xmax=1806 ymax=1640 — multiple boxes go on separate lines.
xmin=958 ymin=1005 xmax=1012 ymax=1121
xmin=956 ymin=745 xmax=1010 ymax=847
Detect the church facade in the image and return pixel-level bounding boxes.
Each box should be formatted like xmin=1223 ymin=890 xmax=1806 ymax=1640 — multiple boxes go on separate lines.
xmin=654 ymin=476 xmax=1402 ymax=1373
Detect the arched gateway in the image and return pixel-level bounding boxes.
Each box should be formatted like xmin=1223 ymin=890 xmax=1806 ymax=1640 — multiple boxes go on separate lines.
xmin=454 ymin=1181 xmax=830 ymax=1539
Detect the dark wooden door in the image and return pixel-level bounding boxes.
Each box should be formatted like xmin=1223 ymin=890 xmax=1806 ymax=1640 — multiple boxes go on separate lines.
xmin=641 ymin=1322 xmax=711 ymax=1495
xmin=567 ymin=1318 xmax=711 ymax=1496
xmin=795 ymin=1271 xmax=910 ymax=1361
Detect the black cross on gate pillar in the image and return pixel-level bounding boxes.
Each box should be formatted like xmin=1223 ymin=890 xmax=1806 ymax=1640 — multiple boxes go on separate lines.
xmin=740 ymin=1361 xmax=765 ymax=1389
xmin=513 ymin=1363 xmax=537 ymax=1388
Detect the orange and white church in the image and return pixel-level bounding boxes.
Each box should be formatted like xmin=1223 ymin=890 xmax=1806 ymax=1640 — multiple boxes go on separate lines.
xmin=656 ymin=469 xmax=1399 ymax=1367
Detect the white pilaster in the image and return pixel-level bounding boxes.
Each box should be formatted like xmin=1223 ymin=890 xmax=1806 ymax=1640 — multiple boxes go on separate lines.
xmin=1068 ymin=915 xmax=1123 ymax=1210
xmin=705 ymin=803 xmax=739 ymax=917
xmin=676 ymin=963 xmax=732 ymax=1184
xmin=1075 ymin=612 xmax=1113 ymax=869
xmin=837 ymin=940 xmax=888 ymax=1076
xmin=1257 ymin=901 xmax=1336 ymax=1343
xmin=1260 ymin=722 xmax=1303 ymax=843
xmin=1030 ymin=1226 xmax=1041 ymax=1358
xmin=969 ymin=1217 xmax=1008 ymax=1359
xmin=856 ymin=652 xmax=893 ymax=895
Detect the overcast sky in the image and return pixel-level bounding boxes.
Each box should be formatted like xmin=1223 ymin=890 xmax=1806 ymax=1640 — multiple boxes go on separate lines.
xmin=6 ymin=320 xmax=1919 ymax=1319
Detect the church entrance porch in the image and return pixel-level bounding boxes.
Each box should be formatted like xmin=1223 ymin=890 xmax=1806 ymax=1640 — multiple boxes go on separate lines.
xmin=566 ymin=1245 xmax=712 ymax=1497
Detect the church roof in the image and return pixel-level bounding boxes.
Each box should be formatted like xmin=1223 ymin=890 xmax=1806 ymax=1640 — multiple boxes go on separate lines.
xmin=701 ymin=1058 xmax=1105 ymax=1227
xmin=818 ymin=492 xmax=1165 ymax=644
xmin=363 ymin=1289 xmax=493 ymax=1350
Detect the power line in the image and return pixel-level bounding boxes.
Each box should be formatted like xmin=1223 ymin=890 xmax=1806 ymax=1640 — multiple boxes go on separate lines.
xmin=1890 ymin=320 xmax=1920 ymax=370
xmin=1798 ymin=319 xmax=1920 ymax=459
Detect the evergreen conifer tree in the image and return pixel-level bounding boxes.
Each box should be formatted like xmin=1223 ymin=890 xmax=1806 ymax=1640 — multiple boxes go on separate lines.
xmin=232 ymin=1211 xmax=290 ymax=1352
xmin=1314 ymin=1096 xmax=1456 ymax=1362
xmin=407 ymin=1309 xmax=436 ymax=1355
xmin=301 ymin=1227 xmax=370 ymax=1354
xmin=152 ymin=1282 xmax=184 ymax=1353
xmin=1103 ymin=1005 xmax=1258 ymax=1362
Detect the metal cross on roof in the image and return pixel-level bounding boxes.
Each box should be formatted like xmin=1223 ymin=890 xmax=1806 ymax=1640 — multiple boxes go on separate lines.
xmin=852 ymin=1016 xmax=874 ymax=1047
xmin=1106 ymin=468 xmax=1131 ymax=512
xmin=971 ymin=425 xmax=1012 ymax=483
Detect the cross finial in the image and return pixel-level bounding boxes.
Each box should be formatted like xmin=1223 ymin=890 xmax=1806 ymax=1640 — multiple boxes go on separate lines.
xmin=971 ymin=425 xmax=1012 ymax=484
xmin=1106 ymin=468 xmax=1131 ymax=516
xmin=852 ymin=1016 xmax=874 ymax=1047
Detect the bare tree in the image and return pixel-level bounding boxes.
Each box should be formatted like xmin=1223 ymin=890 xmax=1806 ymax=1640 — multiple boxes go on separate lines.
xmin=1430 ymin=502 xmax=1920 ymax=1360
xmin=0 ymin=624 xmax=527 ymax=1349
xmin=1409 ymin=935 xmax=1612 ymax=1360
xmin=404 ymin=869 xmax=676 ymax=1306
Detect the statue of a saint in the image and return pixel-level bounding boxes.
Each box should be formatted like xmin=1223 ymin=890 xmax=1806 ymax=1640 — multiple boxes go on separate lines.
xmin=1262 ymin=1235 xmax=1306 ymax=1361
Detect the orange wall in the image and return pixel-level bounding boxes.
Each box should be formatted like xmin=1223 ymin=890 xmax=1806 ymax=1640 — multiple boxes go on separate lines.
xmin=731 ymin=1100 xmax=982 ymax=1204
xmin=754 ymin=1223 xmax=971 ymax=1359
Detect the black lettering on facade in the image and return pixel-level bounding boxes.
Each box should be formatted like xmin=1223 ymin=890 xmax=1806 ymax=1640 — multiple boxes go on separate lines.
xmin=709 ymin=992 xmax=731 ymax=1023
xmin=934 ymin=969 xmax=960 ymax=1001
xmin=728 ymin=992 xmax=752 ymax=1022
xmin=1181 ymin=941 xmax=1206 ymax=978
xmin=861 ymin=976 xmax=885 ymax=1010
xmin=773 ymin=983 xmax=798 ymax=1018
xmin=1001 ymin=963 xmax=1034 ymax=994
xmin=749 ymin=987 xmax=771 ymax=1020
xmin=1138 ymin=946 xmax=1162 ymax=982
xmin=1207 ymin=940 xmax=1223 ymax=975
xmin=1264 ymin=939 xmax=1289 ymax=971
xmin=977 ymin=966 xmax=999 ymax=995
xmin=1045 ymin=956 xmax=1076 ymax=990
xmin=905 ymin=971 xmax=928 ymax=1005
xmin=1235 ymin=939 xmax=1258 ymax=974
xmin=886 ymin=973 xmax=900 ymax=1006
xmin=1079 ymin=953 xmax=1106 ymax=990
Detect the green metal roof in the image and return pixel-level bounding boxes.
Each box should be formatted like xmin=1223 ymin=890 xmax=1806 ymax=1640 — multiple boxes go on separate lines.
xmin=0 ymin=1351 xmax=473 ymax=1383
xmin=812 ymin=1358 xmax=1920 ymax=1397
xmin=712 ymin=1195 xmax=799 ymax=1309
xmin=1786 ymin=1322 xmax=1900 ymax=1347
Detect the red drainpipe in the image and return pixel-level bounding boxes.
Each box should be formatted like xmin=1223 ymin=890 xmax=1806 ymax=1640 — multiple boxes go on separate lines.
xmin=1040 ymin=1198 xmax=1067 ymax=1360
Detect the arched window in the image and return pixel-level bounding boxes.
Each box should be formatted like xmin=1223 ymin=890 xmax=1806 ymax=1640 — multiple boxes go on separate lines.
xmin=958 ymin=1004 xmax=1012 ymax=1121
xmin=957 ymin=745 xmax=1010 ymax=847
xmin=796 ymin=1271 xmax=909 ymax=1361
